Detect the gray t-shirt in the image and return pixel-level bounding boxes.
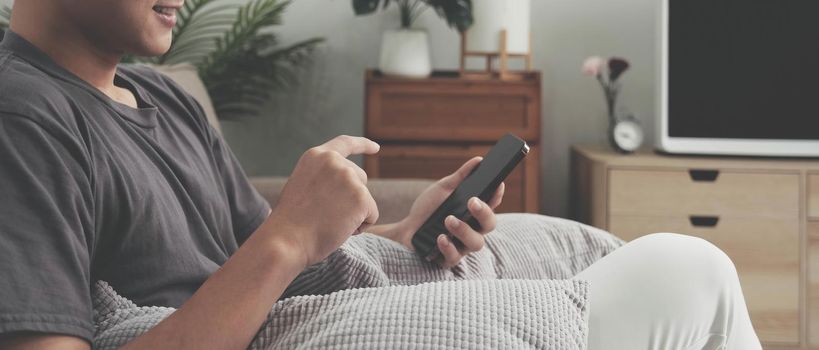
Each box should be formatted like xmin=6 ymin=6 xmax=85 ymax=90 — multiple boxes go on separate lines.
xmin=0 ymin=30 xmax=271 ymax=342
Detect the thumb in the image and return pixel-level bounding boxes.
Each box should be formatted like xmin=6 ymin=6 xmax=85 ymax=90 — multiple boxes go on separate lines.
xmin=439 ymin=156 xmax=483 ymax=190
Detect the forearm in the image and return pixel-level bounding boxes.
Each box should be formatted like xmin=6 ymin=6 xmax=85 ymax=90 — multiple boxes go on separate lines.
xmin=122 ymin=212 xmax=306 ymax=350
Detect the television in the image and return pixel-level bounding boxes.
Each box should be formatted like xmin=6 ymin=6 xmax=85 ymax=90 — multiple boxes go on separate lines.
xmin=657 ymin=0 xmax=819 ymax=157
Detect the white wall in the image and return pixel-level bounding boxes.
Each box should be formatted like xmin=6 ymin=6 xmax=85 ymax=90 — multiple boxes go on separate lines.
xmin=220 ymin=0 xmax=659 ymax=217
xmin=2 ymin=0 xmax=659 ymax=217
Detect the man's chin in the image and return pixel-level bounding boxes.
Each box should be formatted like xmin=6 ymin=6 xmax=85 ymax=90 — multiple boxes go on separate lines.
xmin=131 ymin=39 xmax=173 ymax=58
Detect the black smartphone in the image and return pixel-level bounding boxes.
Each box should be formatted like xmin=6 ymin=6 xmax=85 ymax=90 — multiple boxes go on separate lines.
xmin=411 ymin=133 xmax=530 ymax=261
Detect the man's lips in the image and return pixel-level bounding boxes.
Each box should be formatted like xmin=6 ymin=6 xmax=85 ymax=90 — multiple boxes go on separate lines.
xmin=152 ymin=3 xmax=182 ymax=28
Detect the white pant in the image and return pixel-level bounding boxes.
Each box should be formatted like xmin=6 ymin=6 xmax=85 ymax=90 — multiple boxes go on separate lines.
xmin=574 ymin=233 xmax=762 ymax=350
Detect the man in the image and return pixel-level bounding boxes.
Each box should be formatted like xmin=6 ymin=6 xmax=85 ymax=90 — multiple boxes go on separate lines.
xmin=0 ymin=0 xmax=502 ymax=348
xmin=0 ymin=1 xmax=763 ymax=349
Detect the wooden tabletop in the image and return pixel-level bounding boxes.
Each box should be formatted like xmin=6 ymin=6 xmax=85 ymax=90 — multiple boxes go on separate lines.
xmin=573 ymin=144 xmax=819 ymax=171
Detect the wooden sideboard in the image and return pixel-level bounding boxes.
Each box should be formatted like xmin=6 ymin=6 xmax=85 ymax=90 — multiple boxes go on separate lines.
xmin=364 ymin=70 xmax=541 ymax=213
xmin=571 ymin=144 xmax=819 ymax=349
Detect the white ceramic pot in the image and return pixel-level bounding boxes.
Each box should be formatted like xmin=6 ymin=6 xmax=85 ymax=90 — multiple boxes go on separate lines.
xmin=378 ymin=29 xmax=432 ymax=78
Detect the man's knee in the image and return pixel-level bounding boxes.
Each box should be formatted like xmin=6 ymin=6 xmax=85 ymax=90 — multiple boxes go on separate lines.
xmin=631 ymin=233 xmax=738 ymax=284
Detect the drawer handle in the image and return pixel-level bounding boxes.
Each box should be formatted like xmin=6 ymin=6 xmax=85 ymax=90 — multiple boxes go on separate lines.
xmin=689 ymin=169 xmax=720 ymax=182
xmin=689 ymin=215 xmax=720 ymax=227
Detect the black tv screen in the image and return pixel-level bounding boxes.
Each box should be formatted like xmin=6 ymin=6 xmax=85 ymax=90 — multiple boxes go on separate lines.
xmin=668 ymin=0 xmax=819 ymax=140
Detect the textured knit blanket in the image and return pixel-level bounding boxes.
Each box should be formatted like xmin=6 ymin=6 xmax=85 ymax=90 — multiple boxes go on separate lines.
xmin=92 ymin=214 xmax=624 ymax=349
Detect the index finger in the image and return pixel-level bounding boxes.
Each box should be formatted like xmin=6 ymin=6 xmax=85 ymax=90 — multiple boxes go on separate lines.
xmin=319 ymin=135 xmax=380 ymax=158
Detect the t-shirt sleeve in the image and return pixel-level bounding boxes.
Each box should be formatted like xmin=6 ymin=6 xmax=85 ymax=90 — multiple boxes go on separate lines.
xmin=0 ymin=113 xmax=95 ymax=342
xmin=209 ymin=126 xmax=271 ymax=245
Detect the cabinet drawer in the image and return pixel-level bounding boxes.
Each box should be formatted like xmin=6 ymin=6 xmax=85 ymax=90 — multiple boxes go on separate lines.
xmin=609 ymin=169 xmax=799 ymax=220
xmin=810 ymin=222 xmax=819 ymax=347
xmin=609 ymin=215 xmax=800 ymax=345
xmin=809 ymin=174 xmax=819 ymax=219
xmin=365 ymin=144 xmax=539 ymax=213
xmin=366 ymin=80 xmax=540 ymax=142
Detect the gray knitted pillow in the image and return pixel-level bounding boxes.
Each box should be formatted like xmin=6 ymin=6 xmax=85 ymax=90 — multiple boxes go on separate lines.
xmin=91 ymin=214 xmax=622 ymax=349
xmin=92 ymin=279 xmax=589 ymax=350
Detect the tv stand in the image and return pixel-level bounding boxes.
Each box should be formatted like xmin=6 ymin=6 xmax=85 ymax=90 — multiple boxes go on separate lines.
xmin=571 ymin=144 xmax=819 ymax=349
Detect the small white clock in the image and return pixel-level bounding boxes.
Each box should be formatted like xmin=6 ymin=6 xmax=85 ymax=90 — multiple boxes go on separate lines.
xmin=609 ymin=119 xmax=644 ymax=153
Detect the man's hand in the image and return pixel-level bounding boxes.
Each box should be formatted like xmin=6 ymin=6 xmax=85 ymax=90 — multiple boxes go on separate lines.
xmin=268 ymin=135 xmax=380 ymax=267
xmin=372 ymin=157 xmax=504 ymax=268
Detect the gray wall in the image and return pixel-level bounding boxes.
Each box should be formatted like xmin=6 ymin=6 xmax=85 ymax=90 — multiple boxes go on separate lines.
xmin=221 ymin=0 xmax=659 ymax=217
xmin=2 ymin=0 xmax=659 ymax=217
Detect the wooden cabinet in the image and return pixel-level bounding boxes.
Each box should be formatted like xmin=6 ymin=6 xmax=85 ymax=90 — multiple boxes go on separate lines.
xmin=364 ymin=70 xmax=541 ymax=213
xmin=571 ymin=144 xmax=819 ymax=349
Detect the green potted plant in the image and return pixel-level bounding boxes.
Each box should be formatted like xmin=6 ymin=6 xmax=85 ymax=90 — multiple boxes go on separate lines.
xmin=353 ymin=0 xmax=472 ymax=78
xmin=0 ymin=0 xmax=320 ymax=120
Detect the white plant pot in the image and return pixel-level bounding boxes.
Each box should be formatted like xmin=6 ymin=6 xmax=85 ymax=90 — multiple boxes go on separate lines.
xmin=378 ymin=29 xmax=432 ymax=78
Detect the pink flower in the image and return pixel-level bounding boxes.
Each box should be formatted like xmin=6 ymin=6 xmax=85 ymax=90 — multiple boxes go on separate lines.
xmin=582 ymin=56 xmax=606 ymax=76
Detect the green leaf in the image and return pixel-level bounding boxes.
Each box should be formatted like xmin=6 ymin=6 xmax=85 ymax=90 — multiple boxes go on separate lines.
xmin=199 ymin=0 xmax=289 ymax=81
xmin=353 ymin=0 xmax=385 ymax=15
xmin=350 ymin=0 xmax=472 ymax=31
xmin=423 ymin=0 xmax=472 ymax=31
xmin=159 ymin=0 xmax=242 ymax=64
xmin=206 ymin=37 xmax=323 ymax=120
xmin=192 ymin=0 xmax=322 ymax=119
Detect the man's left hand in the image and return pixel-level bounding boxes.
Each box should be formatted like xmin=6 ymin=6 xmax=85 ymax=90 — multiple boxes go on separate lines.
xmin=371 ymin=157 xmax=504 ymax=268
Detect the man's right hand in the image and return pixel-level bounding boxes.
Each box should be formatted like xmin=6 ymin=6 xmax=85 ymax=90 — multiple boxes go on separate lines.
xmin=267 ymin=135 xmax=381 ymax=268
